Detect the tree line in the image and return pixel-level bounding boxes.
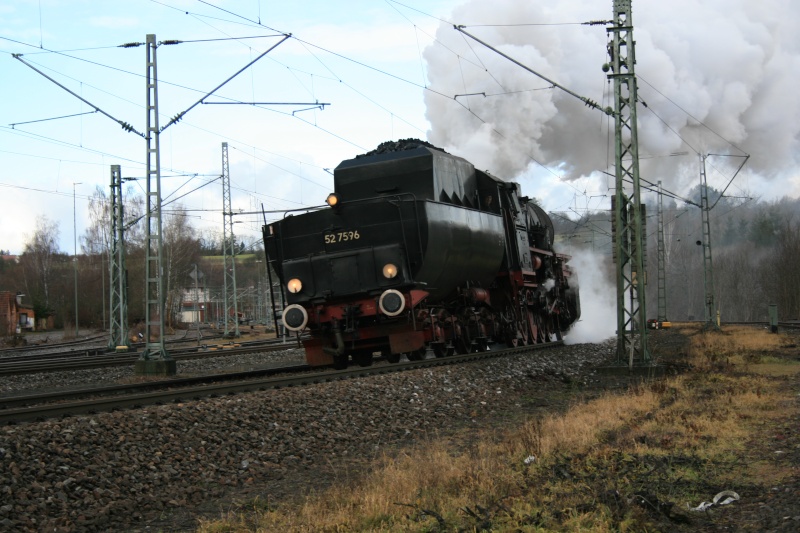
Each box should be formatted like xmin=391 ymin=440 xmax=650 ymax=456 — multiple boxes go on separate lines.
xmin=2 ymin=184 xmax=798 ymax=334
xmin=553 ymin=187 xmax=800 ymax=322
xmin=0 ymin=186 xmax=270 ymax=332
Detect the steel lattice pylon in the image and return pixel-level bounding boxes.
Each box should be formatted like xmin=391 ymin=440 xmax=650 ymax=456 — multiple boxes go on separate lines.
xmin=138 ymin=34 xmax=172 ymax=367
xmin=657 ymin=181 xmax=668 ymax=323
xmin=221 ymin=142 xmax=240 ymax=338
xmin=108 ymin=165 xmax=128 ymax=349
xmin=608 ymin=0 xmax=650 ymax=364
xmin=699 ymin=155 xmax=718 ymax=328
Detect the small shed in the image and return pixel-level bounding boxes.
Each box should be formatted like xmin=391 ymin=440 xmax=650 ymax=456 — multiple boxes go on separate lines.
xmin=0 ymin=291 xmax=35 ymax=334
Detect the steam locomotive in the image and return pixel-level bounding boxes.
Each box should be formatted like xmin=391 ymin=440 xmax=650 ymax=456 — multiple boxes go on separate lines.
xmin=263 ymin=139 xmax=580 ymax=368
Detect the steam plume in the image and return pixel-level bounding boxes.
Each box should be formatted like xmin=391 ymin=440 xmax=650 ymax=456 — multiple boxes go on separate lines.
xmin=423 ymin=0 xmax=800 ymax=192
xmin=564 ymin=249 xmax=616 ymax=345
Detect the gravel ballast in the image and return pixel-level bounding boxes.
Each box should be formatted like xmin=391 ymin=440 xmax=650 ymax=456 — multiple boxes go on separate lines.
xmin=0 ymin=342 xmax=608 ymax=531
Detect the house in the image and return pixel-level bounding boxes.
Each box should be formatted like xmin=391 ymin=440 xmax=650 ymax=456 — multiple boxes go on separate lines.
xmin=0 ymin=291 xmax=35 ymax=334
xmin=180 ymin=269 xmax=209 ymax=324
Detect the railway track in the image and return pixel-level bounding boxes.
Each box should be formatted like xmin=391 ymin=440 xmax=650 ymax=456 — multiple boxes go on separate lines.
xmin=0 ymin=328 xmax=228 ymax=362
xmin=0 ymin=340 xmax=563 ymax=425
xmin=0 ymin=328 xmax=207 ymax=356
xmin=0 ymin=338 xmax=299 ymax=376
xmin=0 ymin=333 xmax=108 ymax=355
xmin=719 ymin=320 xmax=800 ymax=330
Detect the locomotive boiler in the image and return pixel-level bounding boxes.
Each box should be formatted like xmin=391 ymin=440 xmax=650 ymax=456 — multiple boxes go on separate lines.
xmin=263 ymin=139 xmax=580 ymax=368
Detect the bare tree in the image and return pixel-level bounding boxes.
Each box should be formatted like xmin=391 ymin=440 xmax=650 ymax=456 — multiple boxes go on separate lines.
xmin=162 ymin=205 xmax=202 ymax=328
xmin=83 ymin=186 xmax=111 ymax=256
xmin=21 ymin=216 xmax=61 ymax=313
xmin=766 ymin=213 xmax=800 ymax=320
xmin=715 ymin=248 xmax=765 ymax=321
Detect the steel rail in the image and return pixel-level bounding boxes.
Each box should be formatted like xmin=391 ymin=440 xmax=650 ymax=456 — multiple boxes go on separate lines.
xmin=0 ymin=342 xmax=299 ymax=376
xmin=0 ymin=333 xmax=108 ymax=355
xmin=0 ymin=340 xmax=563 ymax=425
xmin=0 ymin=336 xmax=290 ymax=364
xmin=0 ymin=361 xmax=310 ymax=410
xmin=717 ymin=321 xmax=800 ymax=330
xmin=0 ymin=334 xmax=298 ymax=365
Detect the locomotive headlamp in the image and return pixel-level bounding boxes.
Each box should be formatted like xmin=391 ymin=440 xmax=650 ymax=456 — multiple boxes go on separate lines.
xmin=287 ymin=278 xmax=303 ymax=294
xmin=326 ymin=193 xmax=340 ymax=207
xmin=282 ymin=304 xmax=308 ymax=332
xmin=382 ymin=263 xmax=398 ymax=279
xmin=379 ymin=289 xmax=405 ymax=317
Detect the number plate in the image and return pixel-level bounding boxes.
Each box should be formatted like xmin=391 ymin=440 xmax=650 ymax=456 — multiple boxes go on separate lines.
xmin=324 ymin=230 xmax=361 ymax=244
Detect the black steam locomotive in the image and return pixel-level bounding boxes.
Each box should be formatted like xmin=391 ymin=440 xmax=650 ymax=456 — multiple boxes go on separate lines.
xmin=263 ymin=139 xmax=580 ymax=368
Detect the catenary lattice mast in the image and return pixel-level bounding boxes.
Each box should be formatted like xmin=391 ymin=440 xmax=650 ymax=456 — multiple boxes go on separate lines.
xmin=221 ymin=142 xmax=240 ymax=338
xmin=608 ymin=0 xmax=650 ymax=364
xmin=108 ymin=165 xmax=129 ymax=350
xmin=136 ymin=34 xmax=175 ymax=374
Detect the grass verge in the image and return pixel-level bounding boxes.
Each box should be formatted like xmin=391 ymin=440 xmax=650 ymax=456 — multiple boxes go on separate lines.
xmin=197 ymin=324 xmax=800 ymax=532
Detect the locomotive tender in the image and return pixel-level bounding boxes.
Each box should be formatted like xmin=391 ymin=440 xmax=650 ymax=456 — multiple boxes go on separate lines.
xmin=263 ymin=139 xmax=580 ymax=368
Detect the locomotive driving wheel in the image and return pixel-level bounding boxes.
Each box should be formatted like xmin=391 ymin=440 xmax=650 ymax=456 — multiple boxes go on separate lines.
xmin=432 ymin=343 xmax=454 ymax=358
xmin=353 ymin=351 xmax=373 ymax=367
xmin=527 ymin=310 xmax=541 ymax=344
xmin=385 ymin=350 xmax=401 ymax=364
xmin=333 ymin=354 xmax=348 ymax=370
xmin=503 ymin=324 xmax=521 ymax=348
xmin=405 ymin=347 xmax=427 ymax=361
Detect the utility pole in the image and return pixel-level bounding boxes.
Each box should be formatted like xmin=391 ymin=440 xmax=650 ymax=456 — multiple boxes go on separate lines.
xmin=256 ymin=260 xmax=265 ymax=325
xmin=657 ymin=181 xmax=668 ymax=323
xmin=607 ymin=0 xmax=650 ymax=365
xmin=221 ymin=142 xmax=240 ymax=338
xmin=73 ymin=182 xmax=82 ymax=338
xmin=101 ymin=253 xmax=106 ymax=331
xmin=109 ymin=165 xmax=129 ymax=350
xmin=194 ymin=263 xmax=201 ymax=346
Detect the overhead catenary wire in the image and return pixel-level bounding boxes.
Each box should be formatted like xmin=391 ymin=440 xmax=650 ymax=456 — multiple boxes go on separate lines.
xmin=159 ymin=33 xmax=291 ymax=131
xmin=9 ymin=110 xmax=97 ymax=129
xmin=195 ymin=3 xmax=763 ymax=253
xmin=13 ymin=53 xmax=143 ymax=136
xmin=454 ymin=25 xmax=613 ymax=117
xmin=5 ymin=3 xmax=473 ymax=255
xmin=4 ymin=5 xmax=608 ymax=231
xmin=6 ymin=29 xmax=323 ymax=217
xmin=229 ymin=145 xmax=330 ymax=192
xmin=146 ymin=0 xmax=434 ymax=151
xmin=7 ymin=0 xmax=750 ymax=246
xmin=638 ymin=75 xmax=748 ymax=157
xmin=11 ymin=1 xmax=568 ymax=190
xmin=706 ymin=154 xmax=751 ymax=210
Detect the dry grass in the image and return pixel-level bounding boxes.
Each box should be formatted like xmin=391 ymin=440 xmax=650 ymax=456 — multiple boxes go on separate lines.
xmin=197 ymin=325 xmax=800 ymax=532
xmin=688 ymin=325 xmax=786 ymax=356
xmin=687 ymin=325 xmax=800 ymax=375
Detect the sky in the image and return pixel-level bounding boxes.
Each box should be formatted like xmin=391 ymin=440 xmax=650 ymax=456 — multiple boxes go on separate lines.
xmin=2 ymin=0 xmax=799 ymax=260
xmin=1 ymin=0 xmax=465 ymax=254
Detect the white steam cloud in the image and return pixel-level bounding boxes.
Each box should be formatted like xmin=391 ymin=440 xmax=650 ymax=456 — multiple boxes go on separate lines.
xmin=424 ymin=0 xmax=800 ymax=193
xmin=563 ymin=249 xmax=616 ymax=345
